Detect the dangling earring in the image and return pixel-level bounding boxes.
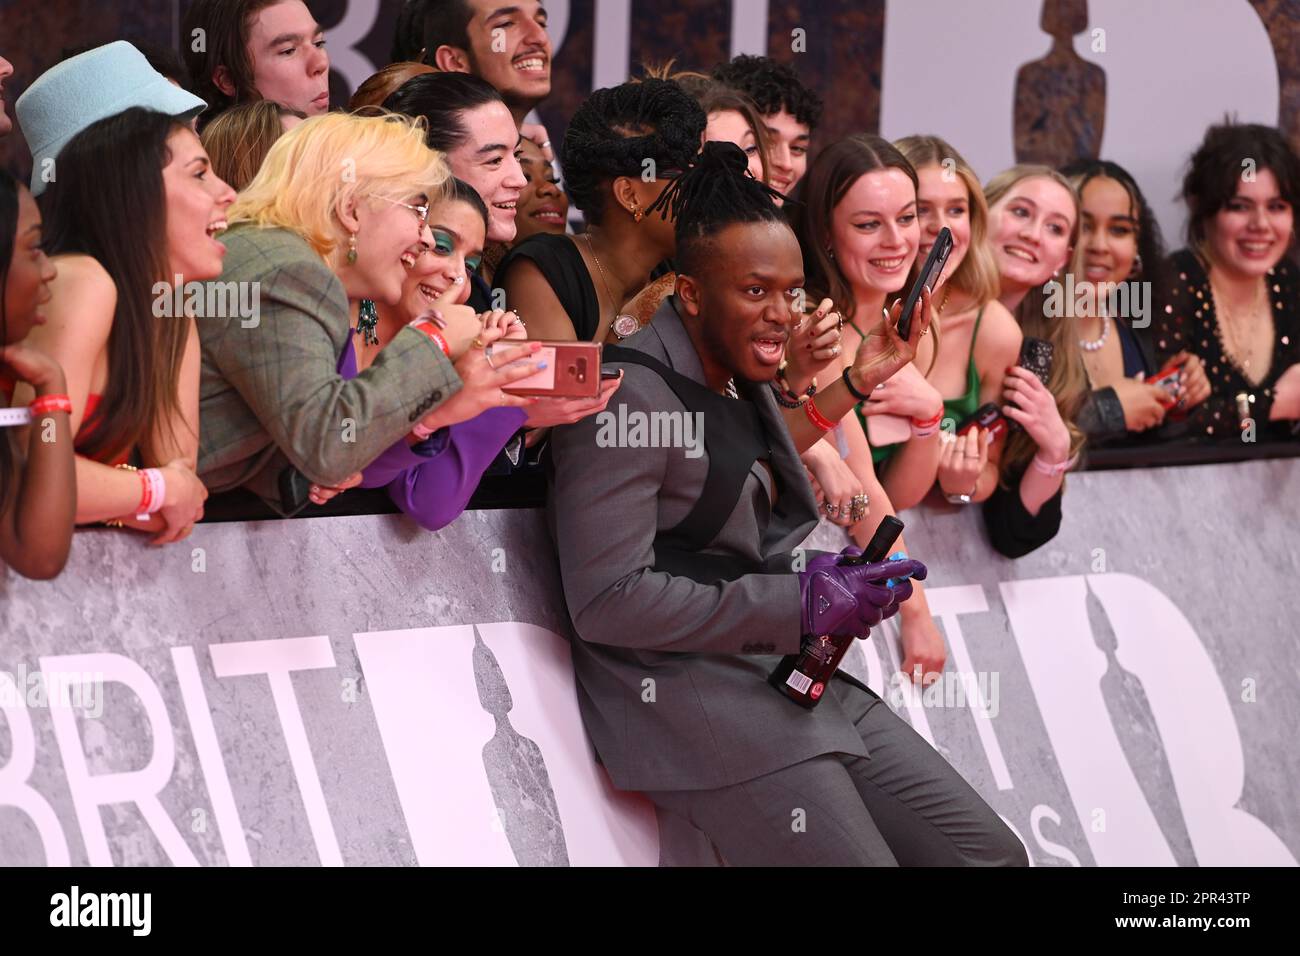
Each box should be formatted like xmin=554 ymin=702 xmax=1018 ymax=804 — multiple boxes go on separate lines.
xmin=827 ymin=247 xmax=835 ymax=259
xmin=1130 ymin=252 xmax=1143 ymax=278
xmin=347 ymin=232 xmax=358 ymax=265
xmin=631 ymin=203 xmax=645 ymax=223
xmin=357 ymin=299 xmax=379 ymax=346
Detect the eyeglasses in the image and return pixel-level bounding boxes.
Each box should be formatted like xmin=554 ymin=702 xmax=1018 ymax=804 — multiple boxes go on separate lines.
xmin=375 ymin=195 xmax=430 ymax=228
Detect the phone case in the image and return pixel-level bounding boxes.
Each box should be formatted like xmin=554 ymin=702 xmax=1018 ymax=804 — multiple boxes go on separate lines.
xmin=1019 ymin=337 xmax=1054 ymax=386
xmin=502 ymin=342 xmax=604 ymax=398
xmin=866 ymin=413 xmax=912 ymax=447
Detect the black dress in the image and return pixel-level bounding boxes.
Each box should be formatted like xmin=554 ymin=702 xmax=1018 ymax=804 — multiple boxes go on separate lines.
xmin=1150 ymin=249 xmax=1300 ymax=441
xmin=494 ymin=233 xmax=602 ymax=341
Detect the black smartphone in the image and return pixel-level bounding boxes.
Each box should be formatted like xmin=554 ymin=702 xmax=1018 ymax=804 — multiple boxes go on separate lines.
xmin=1019 ymin=336 xmax=1054 ymax=386
xmin=839 ymin=515 xmax=905 ymax=566
xmin=897 ymin=227 xmax=953 ymax=341
xmin=1008 ymin=337 xmax=1054 ymax=433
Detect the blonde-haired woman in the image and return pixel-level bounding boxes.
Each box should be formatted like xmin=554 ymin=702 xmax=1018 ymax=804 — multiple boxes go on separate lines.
xmin=197 ymin=111 xmax=541 ymax=516
xmin=200 ymin=100 xmax=306 ymax=192
xmin=981 ymin=164 xmax=1086 ymax=556
xmin=879 ymin=135 xmax=1024 ymax=511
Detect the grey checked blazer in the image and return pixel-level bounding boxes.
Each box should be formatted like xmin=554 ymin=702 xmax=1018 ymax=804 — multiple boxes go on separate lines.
xmin=197 ymin=225 xmax=461 ymax=513
xmin=547 ymin=300 xmax=871 ymax=792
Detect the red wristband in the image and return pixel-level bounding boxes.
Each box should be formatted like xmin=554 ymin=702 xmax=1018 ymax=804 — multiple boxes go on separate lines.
xmin=28 ymin=394 xmax=72 ymax=416
xmin=911 ymin=411 xmax=943 ymax=429
xmin=804 ymin=395 xmax=835 ymax=431
xmin=409 ymin=320 xmax=451 ymax=357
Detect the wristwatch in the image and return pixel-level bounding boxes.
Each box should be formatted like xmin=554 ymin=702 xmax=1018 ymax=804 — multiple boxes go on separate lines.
xmin=943 ymin=491 xmax=974 ymax=505
xmin=612 ymin=313 xmax=641 ymax=340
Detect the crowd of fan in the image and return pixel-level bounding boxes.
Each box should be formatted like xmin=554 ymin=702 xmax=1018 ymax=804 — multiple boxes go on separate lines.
xmin=1 ymin=0 xmax=1297 ymax=584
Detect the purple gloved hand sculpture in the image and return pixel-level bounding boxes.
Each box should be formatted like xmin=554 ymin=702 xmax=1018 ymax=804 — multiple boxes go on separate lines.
xmin=797 ymin=557 xmax=928 ymax=638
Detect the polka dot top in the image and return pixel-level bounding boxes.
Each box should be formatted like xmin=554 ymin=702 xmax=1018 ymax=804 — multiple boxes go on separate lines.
xmin=1151 ymin=249 xmax=1300 ymax=440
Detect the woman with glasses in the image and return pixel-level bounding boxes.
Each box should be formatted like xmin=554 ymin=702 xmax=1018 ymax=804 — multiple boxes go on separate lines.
xmin=195 ymin=111 xmax=545 ymax=516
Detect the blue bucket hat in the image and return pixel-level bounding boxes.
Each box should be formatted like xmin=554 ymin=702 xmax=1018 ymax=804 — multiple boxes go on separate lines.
xmin=15 ymin=41 xmax=207 ymax=195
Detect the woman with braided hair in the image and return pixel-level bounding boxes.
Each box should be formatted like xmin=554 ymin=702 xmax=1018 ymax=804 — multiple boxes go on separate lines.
xmin=494 ymin=78 xmax=705 ymax=342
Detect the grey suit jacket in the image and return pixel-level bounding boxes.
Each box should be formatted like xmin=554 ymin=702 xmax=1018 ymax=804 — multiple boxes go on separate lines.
xmin=197 ymin=225 xmax=461 ymax=512
xmin=547 ymin=299 xmax=870 ymax=792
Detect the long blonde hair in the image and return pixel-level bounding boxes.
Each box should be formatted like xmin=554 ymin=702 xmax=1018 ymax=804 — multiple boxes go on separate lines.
xmin=230 ymin=111 xmax=449 ymax=261
xmin=894 ymin=135 xmax=1001 ymax=308
xmin=983 ymin=164 xmax=1087 ymax=480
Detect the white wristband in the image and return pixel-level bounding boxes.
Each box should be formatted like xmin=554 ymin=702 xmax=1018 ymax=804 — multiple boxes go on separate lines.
xmin=1030 ymin=452 xmax=1077 ymax=478
xmin=138 ymin=467 xmax=167 ymax=519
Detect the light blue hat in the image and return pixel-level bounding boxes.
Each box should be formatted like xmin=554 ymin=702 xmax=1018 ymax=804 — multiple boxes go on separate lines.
xmin=15 ymin=41 xmax=206 ymax=196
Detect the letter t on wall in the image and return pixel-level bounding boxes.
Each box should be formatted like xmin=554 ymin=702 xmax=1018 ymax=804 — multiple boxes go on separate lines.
xmin=208 ymin=636 xmax=342 ymax=866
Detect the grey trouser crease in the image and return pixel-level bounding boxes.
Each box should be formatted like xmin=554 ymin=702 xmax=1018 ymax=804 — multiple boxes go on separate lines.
xmin=645 ymin=680 xmax=1030 ymax=867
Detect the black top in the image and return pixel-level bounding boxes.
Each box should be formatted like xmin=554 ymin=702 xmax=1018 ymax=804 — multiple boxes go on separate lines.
xmin=982 ymin=465 xmax=1063 ymax=559
xmin=494 ymin=233 xmax=602 ymax=341
xmin=1151 ymin=249 xmax=1300 ymax=440
xmin=1078 ymin=318 xmax=1169 ymax=447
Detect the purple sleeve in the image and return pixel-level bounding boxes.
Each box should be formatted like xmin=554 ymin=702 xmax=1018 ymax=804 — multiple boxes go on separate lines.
xmin=359 ymin=432 xmax=446 ymax=489
xmin=382 ymin=407 xmax=528 ymax=530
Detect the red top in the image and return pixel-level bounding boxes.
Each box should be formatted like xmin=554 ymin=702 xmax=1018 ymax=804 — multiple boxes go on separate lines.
xmin=2 ymin=376 xmax=130 ymax=466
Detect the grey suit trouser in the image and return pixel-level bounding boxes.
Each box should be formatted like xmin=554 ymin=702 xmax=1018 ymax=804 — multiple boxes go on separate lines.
xmin=645 ymin=680 xmax=1029 ymax=867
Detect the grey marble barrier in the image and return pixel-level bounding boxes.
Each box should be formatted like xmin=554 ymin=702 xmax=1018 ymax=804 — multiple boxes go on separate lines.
xmin=1 ymin=459 xmax=1297 ymax=866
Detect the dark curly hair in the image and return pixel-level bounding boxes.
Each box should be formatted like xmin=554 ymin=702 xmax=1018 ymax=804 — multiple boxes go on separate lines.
xmin=648 ymin=140 xmax=787 ymax=276
xmin=1059 ymin=157 xmax=1169 ymax=318
xmin=1180 ymin=118 xmax=1300 ymax=255
xmin=559 ymin=78 xmax=705 ymax=225
xmin=711 ymin=54 xmax=822 ymax=131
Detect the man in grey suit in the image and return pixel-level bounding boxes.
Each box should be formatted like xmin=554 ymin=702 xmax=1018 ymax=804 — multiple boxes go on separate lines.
xmin=547 ymin=143 xmax=1027 ymax=866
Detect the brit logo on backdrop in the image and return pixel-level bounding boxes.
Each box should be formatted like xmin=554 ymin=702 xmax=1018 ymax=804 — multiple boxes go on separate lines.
xmin=2 ymin=462 xmax=1296 ymax=866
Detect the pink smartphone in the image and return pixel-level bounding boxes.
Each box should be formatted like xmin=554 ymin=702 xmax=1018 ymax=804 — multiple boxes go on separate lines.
xmin=501 ymin=341 xmax=604 ymax=398
xmin=866 ymin=413 xmax=912 ymax=447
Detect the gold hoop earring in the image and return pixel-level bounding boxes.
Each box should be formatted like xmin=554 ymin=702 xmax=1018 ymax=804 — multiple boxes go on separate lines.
xmin=347 ymin=233 xmax=358 ymax=265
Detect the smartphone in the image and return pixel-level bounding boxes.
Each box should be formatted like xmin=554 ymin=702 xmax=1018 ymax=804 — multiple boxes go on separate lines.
xmin=896 ymin=227 xmax=953 ymax=341
xmin=1019 ymin=337 xmax=1054 ymax=386
xmin=502 ymin=341 xmax=603 ymax=398
xmin=839 ymin=515 xmax=905 ymax=566
xmin=866 ymin=413 xmax=912 ymax=448
xmin=956 ymin=402 xmax=1007 ymax=443
xmin=1147 ymin=363 xmax=1183 ymax=409
xmin=600 ymin=369 xmax=622 ymax=381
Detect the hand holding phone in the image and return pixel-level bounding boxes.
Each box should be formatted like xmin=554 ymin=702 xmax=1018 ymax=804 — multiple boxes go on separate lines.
xmin=897 ymin=227 xmax=953 ymax=341
xmin=501 ymin=340 xmax=604 ymax=397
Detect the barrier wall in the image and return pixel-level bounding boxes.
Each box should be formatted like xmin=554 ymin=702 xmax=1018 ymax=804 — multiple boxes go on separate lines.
xmin=2 ymin=458 xmax=1298 ymax=866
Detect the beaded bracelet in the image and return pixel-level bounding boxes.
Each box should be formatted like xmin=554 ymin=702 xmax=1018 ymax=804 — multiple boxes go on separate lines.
xmin=768 ymin=380 xmax=805 ymax=409
xmin=773 ymin=364 xmax=816 ymax=406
